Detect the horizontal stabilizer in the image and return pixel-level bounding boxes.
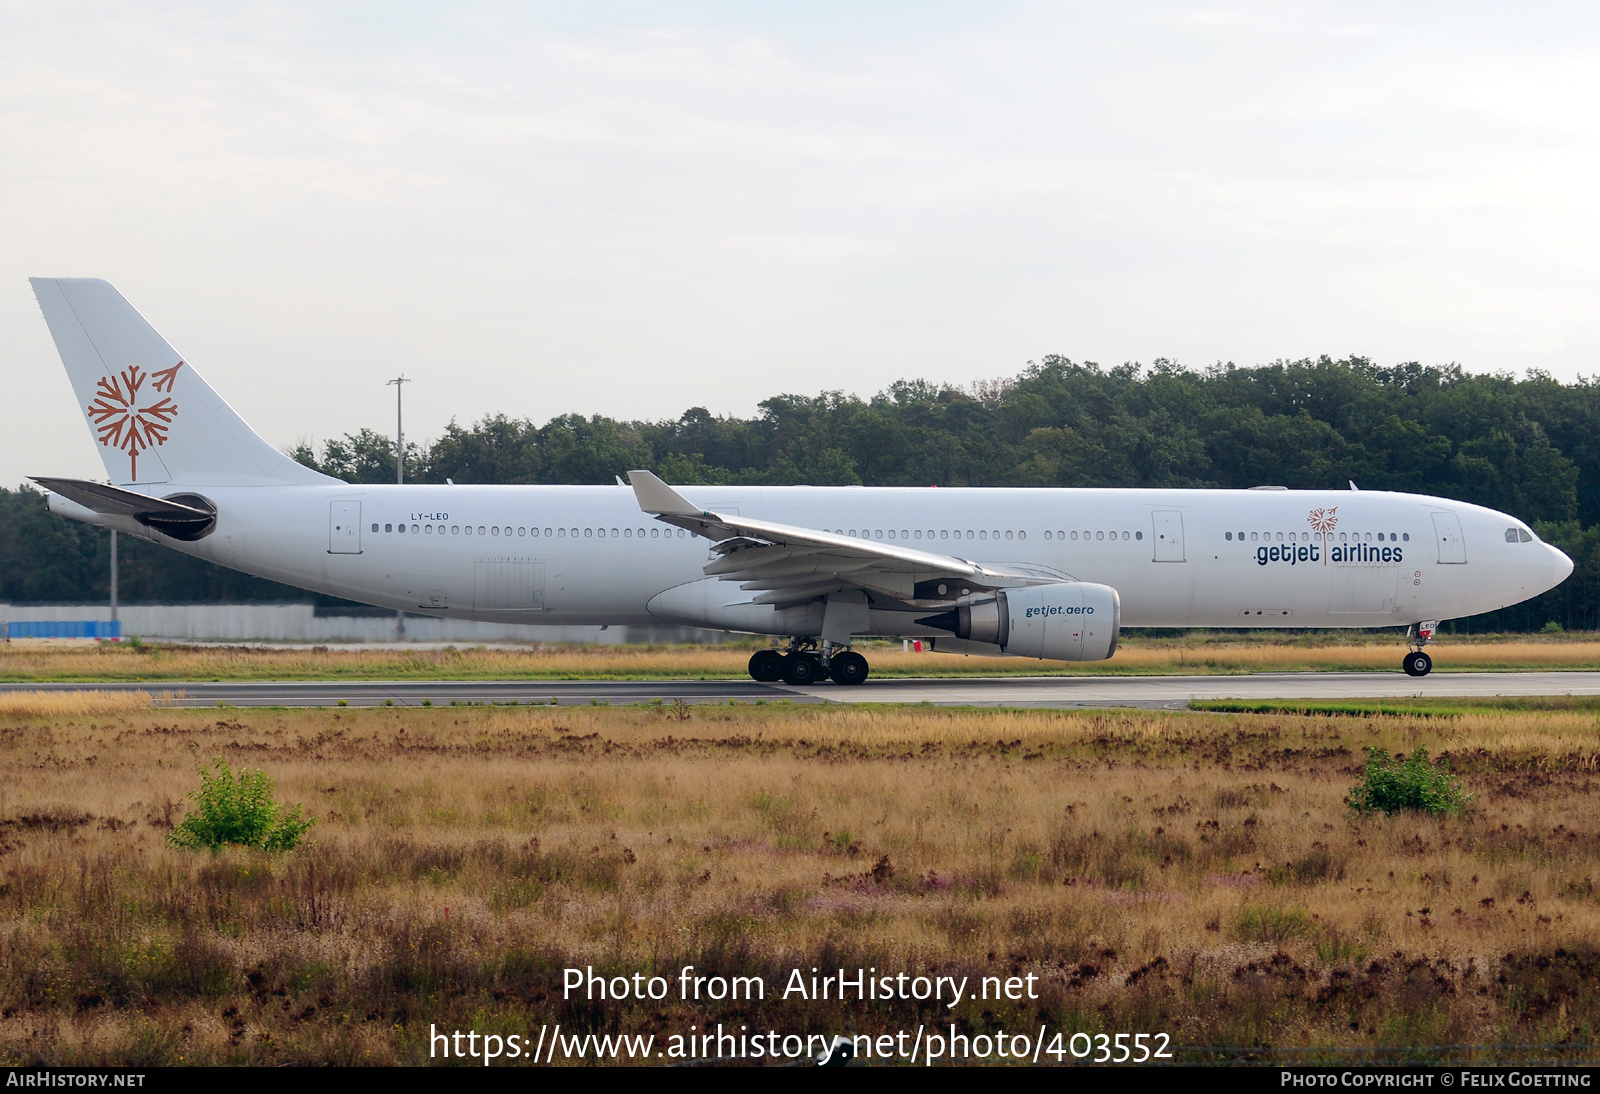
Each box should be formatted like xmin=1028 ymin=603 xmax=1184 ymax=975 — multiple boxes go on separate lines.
xmin=32 ymin=477 xmax=210 ymax=519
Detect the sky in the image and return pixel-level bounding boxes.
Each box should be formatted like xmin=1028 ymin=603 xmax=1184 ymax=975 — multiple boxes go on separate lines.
xmin=3 ymin=1 xmax=1599 ymax=486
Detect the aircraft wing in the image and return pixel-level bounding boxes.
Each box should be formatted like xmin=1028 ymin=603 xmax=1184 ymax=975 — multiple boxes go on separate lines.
xmin=628 ymin=470 xmax=1060 ymax=609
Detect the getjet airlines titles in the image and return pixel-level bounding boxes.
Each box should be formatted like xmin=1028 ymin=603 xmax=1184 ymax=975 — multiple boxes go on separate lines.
xmin=26 ymin=279 xmax=1574 ymax=685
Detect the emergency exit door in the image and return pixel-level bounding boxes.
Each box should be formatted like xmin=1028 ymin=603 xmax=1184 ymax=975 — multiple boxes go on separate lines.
xmin=1152 ymin=511 xmax=1186 ymax=562
xmin=329 ymin=502 xmax=362 ymax=554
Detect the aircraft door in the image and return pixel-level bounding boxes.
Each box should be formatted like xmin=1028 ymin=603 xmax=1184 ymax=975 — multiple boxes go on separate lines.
xmin=1152 ymin=511 xmax=1186 ymax=562
xmin=1431 ymin=512 xmax=1467 ymax=564
xmin=329 ymin=502 xmax=361 ymax=554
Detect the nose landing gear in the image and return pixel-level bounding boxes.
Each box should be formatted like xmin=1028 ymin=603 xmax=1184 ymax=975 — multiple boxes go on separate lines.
xmin=1403 ymin=620 xmax=1439 ymax=677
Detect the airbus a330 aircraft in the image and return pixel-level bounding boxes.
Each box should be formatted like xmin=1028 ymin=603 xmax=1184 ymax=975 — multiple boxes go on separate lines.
xmin=27 ymin=279 xmax=1574 ymax=685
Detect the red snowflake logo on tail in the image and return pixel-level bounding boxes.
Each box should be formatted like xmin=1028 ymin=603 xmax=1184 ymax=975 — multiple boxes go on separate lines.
xmin=85 ymin=361 xmax=182 ymax=480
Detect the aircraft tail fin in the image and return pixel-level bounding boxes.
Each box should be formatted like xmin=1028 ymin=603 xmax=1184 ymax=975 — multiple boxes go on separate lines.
xmin=30 ymin=278 xmax=337 ymax=486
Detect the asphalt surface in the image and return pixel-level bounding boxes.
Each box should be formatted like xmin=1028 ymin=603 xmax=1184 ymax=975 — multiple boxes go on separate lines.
xmin=6 ymin=671 xmax=1600 ymax=708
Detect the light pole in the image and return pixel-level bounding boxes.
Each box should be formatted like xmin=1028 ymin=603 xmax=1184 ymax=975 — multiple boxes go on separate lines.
xmin=387 ymin=375 xmax=411 ymax=639
xmin=387 ymin=375 xmax=410 ymax=484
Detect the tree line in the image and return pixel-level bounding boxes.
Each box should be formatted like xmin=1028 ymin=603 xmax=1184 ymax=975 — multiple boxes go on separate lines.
xmin=5 ymin=355 xmax=1598 ymax=631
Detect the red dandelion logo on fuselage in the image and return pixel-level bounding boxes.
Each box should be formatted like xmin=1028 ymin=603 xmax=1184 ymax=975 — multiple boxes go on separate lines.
xmin=85 ymin=361 xmax=182 ymax=481
xmin=1307 ymin=506 xmax=1338 ymax=565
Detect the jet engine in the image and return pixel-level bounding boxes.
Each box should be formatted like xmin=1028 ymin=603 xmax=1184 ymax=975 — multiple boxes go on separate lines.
xmin=918 ymin=582 xmax=1120 ymax=662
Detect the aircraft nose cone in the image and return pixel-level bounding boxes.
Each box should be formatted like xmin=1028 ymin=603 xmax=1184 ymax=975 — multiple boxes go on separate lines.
xmin=1550 ymin=544 xmax=1574 ymax=585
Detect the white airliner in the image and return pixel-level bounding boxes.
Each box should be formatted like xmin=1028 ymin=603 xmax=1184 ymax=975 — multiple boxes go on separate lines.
xmin=27 ymin=278 xmax=1574 ymax=684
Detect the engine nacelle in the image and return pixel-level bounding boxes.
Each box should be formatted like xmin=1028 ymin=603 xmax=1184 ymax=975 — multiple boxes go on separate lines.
xmin=920 ymin=582 xmax=1120 ymax=662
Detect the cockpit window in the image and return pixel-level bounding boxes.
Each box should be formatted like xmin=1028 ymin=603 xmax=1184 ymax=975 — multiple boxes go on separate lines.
xmin=1506 ymin=528 xmax=1519 ymax=543
xmin=1507 ymin=527 xmax=1534 ymax=543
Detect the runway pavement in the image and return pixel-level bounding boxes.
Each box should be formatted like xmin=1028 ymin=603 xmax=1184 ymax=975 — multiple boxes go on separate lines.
xmin=6 ymin=671 xmax=1600 ymax=708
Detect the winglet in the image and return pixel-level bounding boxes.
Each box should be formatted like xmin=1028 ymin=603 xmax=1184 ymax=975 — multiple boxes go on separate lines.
xmin=627 ymin=470 xmax=702 ymax=516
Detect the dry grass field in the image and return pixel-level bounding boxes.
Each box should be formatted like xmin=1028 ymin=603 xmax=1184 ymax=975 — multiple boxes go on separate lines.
xmin=1 ymin=692 xmax=1598 ymax=1065
xmin=6 ymin=630 xmax=1600 ymax=681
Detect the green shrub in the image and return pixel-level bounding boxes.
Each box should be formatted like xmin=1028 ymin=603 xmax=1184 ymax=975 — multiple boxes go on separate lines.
xmin=1233 ymin=904 xmax=1314 ymax=943
xmin=1346 ymin=747 xmax=1471 ymax=816
xmin=167 ymin=758 xmax=315 ymax=851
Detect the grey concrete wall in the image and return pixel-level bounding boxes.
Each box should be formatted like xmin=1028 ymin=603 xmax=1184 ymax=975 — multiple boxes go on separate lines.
xmin=0 ymin=604 xmax=731 ymax=645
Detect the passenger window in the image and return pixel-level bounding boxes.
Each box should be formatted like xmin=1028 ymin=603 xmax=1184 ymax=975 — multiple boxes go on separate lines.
xmin=385 ymin=524 xmax=392 ymax=533
xmin=1005 ymin=530 xmax=1013 ymax=540
xmin=411 ymin=524 xmax=418 ymax=533
xmin=1225 ymin=532 xmax=1232 ymax=540
xmin=1136 ymin=531 xmax=1143 ymax=540
xmin=1402 ymin=533 xmax=1409 ymax=541
xmin=967 ymin=531 xmax=974 ymax=540
xmin=1071 ymin=531 xmax=1078 ymax=540
xmin=1018 ymin=530 xmax=1025 ymax=540
xmin=1122 ymin=531 xmax=1129 ymax=541
xmin=1096 ymin=531 xmax=1104 ymax=541
xmin=424 ymin=525 xmax=432 ymax=535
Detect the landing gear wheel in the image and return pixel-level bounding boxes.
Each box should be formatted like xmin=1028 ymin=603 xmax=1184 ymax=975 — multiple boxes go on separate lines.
xmin=748 ymin=649 xmax=784 ymax=682
xmin=829 ymin=651 xmax=869 ymax=685
xmin=780 ymin=653 xmax=823 ymax=685
xmin=1403 ymin=651 xmax=1433 ymax=677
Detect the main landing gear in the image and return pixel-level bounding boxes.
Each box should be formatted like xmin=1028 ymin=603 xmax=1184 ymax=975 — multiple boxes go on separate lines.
xmin=747 ymin=644 xmax=870 ymax=685
xmin=1402 ymin=620 xmax=1439 ymax=677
